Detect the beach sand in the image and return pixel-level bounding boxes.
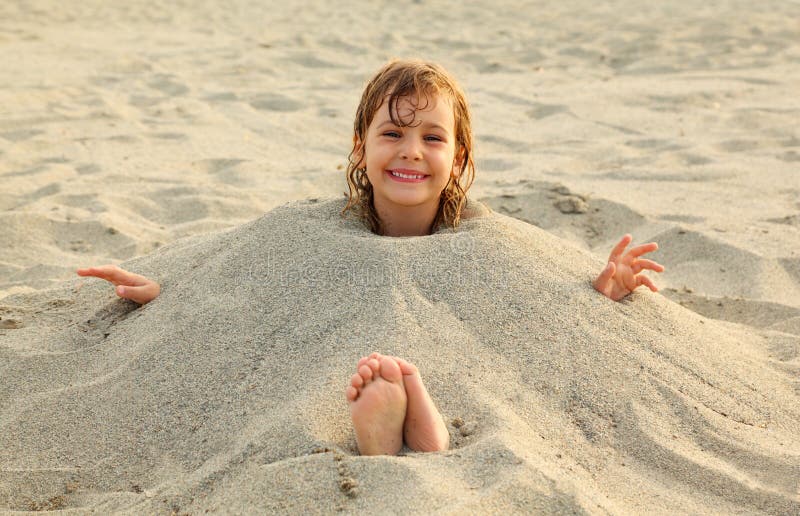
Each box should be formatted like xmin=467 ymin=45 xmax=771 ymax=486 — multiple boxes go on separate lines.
xmin=1 ymin=0 xmax=799 ymax=513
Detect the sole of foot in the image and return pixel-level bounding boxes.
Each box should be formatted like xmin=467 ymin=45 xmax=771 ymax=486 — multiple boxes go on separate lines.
xmin=347 ymin=354 xmax=408 ymax=456
xmin=369 ymin=352 xmax=450 ymax=453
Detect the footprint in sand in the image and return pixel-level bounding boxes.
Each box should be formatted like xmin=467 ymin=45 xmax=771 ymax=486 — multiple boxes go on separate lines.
xmin=56 ymin=194 xmax=108 ymax=215
xmin=0 ymin=318 xmax=23 ymax=329
xmin=147 ymin=132 xmax=188 ymax=141
xmin=716 ymin=139 xmax=763 ymax=153
xmin=192 ymin=158 xmax=248 ymax=175
xmin=476 ymin=158 xmax=519 ymax=172
xmin=203 ymin=92 xmax=238 ymax=103
xmin=778 ymin=257 xmax=800 ymax=284
xmin=659 ymin=214 xmax=706 ymax=224
xmin=48 ymin=220 xmax=135 ymax=258
xmin=767 ymin=214 xmax=800 ymax=227
xmin=679 ymin=153 xmax=714 ymax=166
xmin=647 ymin=226 xmax=800 ymax=305
xmin=661 ymin=289 xmax=800 ymax=332
xmin=283 ymin=52 xmax=340 ymax=69
xmin=481 ymin=183 xmax=647 ymax=248
xmin=78 ymin=300 xmax=141 ymax=341
xmin=778 ymin=150 xmax=800 ymax=162
xmin=141 ymin=187 xmax=210 ymax=225
xmin=128 ymin=94 xmax=164 ymax=108
xmin=249 ymin=93 xmax=304 ymax=112
xmin=76 ymin=164 xmax=101 ymax=175
xmin=479 ymin=134 xmax=530 ymax=153
xmin=624 ymin=138 xmax=687 ymax=152
xmin=487 ymin=91 xmax=537 ymax=107
xmin=0 ymin=129 xmax=44 ymax=142
xmin=147 ymin=74 xmax=190 ymax=97
xmin=527 ymin=102 xmax=572 ymax=120
xmin=28 ymin=183 xmax=61 ymax=200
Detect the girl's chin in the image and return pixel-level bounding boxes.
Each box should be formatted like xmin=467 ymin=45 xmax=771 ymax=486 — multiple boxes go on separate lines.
xmin=376 ymin=192 xmax=437 ymax=208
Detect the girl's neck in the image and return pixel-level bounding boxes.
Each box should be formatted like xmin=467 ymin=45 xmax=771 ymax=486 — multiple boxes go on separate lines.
xmin=375 ymin=198 xmax=439 ymax=237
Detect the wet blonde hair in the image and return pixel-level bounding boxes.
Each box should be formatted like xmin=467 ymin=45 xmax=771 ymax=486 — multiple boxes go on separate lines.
xmin=342 ymin=59 xmax=475 ymax=235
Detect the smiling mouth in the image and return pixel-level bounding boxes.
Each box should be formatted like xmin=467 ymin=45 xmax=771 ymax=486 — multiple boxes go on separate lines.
xmin=387 ymin=169 xmax=428 ymax=180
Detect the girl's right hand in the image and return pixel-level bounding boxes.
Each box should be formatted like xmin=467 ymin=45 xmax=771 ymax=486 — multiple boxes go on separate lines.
xmin=76 ymin=265 xmax=161 ymax=305
xmin=592 ymin=234 xmax=664 ymax=301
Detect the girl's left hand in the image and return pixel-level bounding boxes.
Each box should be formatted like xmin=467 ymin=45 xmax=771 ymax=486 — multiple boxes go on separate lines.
xmin=593 ymin=234 xmax=665 ymax=301
xmin=77 ymin=265 xmax=161 ymax=305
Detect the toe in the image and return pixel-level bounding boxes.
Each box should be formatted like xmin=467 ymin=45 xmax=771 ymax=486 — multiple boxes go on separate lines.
xmin=378 ymin=356 xmax=403 ymax=383
xmin=351 ymin=373 xmax=364 ymax=389
xmin=346 ymin=385 xmax=358 ymax=401
xmin=358 ymin=364 xmax=373 ymax=383
xmin=357 ymin=356 xmax=370 ymax=368
xmin=366 ymin=358 xmax=380 ymax=375
xmin=392 ymin=356 xmax=419 ymax=376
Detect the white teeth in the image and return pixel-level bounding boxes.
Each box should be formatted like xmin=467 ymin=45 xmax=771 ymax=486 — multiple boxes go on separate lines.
xmin=390 ymin=170 xmax=424 ymax=179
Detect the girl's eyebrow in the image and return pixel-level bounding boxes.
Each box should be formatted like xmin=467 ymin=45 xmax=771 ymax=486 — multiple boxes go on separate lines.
xmin=376 ymin=120 xmax=398 ymax=129
xmin=421 ymin=121 xmax=450 ymax=133
xmin=376 ymin=119 xmax=450 ymax=133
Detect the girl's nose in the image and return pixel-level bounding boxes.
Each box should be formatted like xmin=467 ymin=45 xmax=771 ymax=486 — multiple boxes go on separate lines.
xmin=399 ymin=138 xmax=423 ymax=160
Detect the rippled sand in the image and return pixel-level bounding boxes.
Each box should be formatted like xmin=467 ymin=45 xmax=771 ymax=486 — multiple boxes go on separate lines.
xmin=1 ymin=0 xmax=798 ymax=513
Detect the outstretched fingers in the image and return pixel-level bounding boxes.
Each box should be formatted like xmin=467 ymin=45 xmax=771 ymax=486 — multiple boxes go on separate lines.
xmin=607 ymin=234 xmax=633 ymax=263
xmin=115 ymin=283 xmax=161 ymax=305
xmin=76 ymin=265 xmax=148 ymax=287
xmin=595 ymin=235 xmax=665 ymax=301
xmin=637 ymin=274 xmax=659 ymax=292
xmin=632 ymin=258 xmax=665 ymax=274
xmin=593 ymin=261 xmax=616 ymax=292
xmin=625 ymin=242 xmax=659 ymax=260
xmin=77 ymin=265 xmax=160 ymax=304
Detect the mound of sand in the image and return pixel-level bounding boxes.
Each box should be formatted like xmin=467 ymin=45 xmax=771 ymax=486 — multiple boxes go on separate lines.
xmin=1 ymin=198 xmax=798 ymax=513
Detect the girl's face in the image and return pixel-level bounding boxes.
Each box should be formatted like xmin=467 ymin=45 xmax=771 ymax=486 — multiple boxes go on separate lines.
xmin=360 ymin=93 xmax=460 ymax=216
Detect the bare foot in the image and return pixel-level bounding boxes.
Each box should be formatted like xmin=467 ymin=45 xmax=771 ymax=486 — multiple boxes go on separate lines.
xmin=369 ymin=353 xmax=450 ymax=453
xmin=346 ymin=355 xmax=407 ymax=456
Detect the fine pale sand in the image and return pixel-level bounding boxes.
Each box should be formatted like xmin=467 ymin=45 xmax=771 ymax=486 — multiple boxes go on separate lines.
xmin=1 ymin=0 xmax=799 ymax=513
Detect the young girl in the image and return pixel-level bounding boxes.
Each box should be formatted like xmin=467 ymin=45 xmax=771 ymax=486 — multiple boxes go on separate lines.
xmin=77 ymin=59 xmax=664 ymax=456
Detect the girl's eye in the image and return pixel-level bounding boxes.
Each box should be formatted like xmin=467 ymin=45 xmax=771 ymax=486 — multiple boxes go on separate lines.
xmin=425 ymin=135 xmax=443 ymax=142
xmin=383 ymin=131 xmax=400 ymax=138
